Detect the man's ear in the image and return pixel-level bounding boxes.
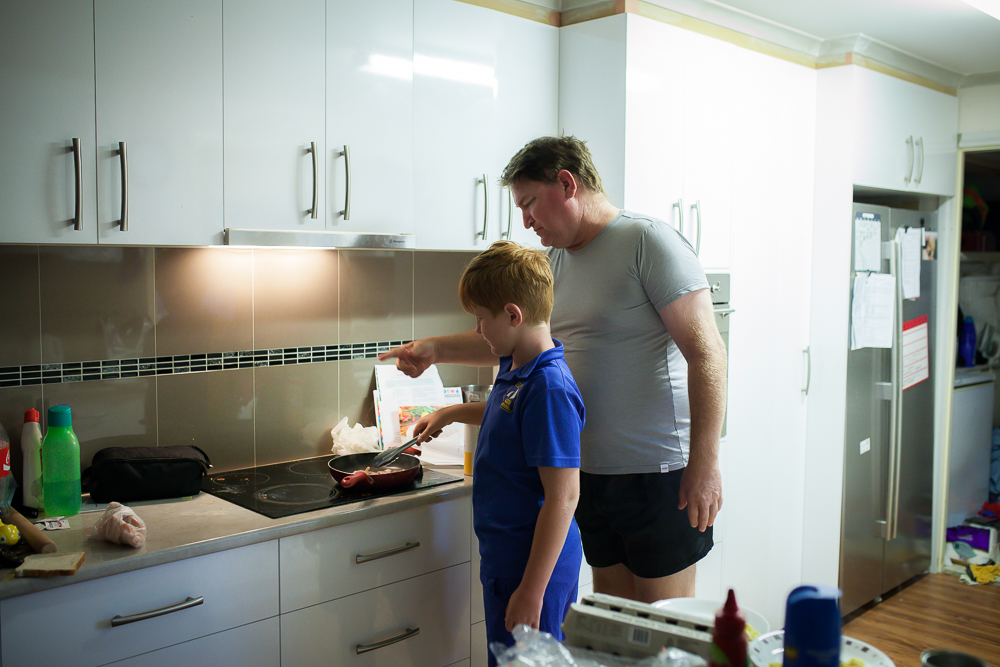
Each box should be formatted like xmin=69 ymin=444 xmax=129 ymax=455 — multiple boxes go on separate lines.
xmin=504 ymin=303 xmax=524 ymax=327
xmin=555 ymin=169 xmax=578 ymax=200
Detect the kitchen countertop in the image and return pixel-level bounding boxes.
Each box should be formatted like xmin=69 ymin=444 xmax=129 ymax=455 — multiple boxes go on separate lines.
xmin=0 ymin=467 xmax=471 ymax=601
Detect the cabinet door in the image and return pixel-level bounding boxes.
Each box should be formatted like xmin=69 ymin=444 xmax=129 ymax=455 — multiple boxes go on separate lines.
xmin=280 ymin=497 xmax=471 ymax=613
xmin=681 ymin=29 xmax=734 ymax=270
xmin=725 ymin=47 xmax=816 ymax=631
xmin=224 ymin=0 xmax=326 ymax=231
xmin=0 ymin=0 xmax=98 ymax=244
xmin=95 ymin=0 xmax=223 ymax=246
xmin=0 ymin=541 xmax=278 ymax=667
xmin=623 ymin=15 xmax=685 ymax=230
xmin=102 ymin=617 xmax=280 ymax=667
xmin=281 ymin=563 xmax=472 ymax=667
xmin=851 ymin=67 xmax=958 ymax=196
xmin=494 ymin=13 xmax=559 ymax=249
xmin=413 ymin=0 xmax=499 ymax=250
xmin=327 ymin=0 xmax=414 ymax=235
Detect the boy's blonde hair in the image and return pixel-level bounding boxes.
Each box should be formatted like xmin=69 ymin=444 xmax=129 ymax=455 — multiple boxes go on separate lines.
xmin=459 ymin=241 xmax=554 ymax=326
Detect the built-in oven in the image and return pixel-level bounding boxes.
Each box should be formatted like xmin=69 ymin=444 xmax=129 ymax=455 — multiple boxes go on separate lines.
xmin=706 ymin=273 xmax=732 ymax=437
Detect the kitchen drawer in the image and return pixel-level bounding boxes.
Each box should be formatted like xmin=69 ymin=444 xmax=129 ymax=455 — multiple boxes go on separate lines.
xmin=280 ymin=496 xmax=471 ymax=612
xmin=0 ymin=541 xmax=278 ymax=667
xmin=281 ymin=562 xmax=471 ymax=667
xmin=102 ymin=616 xmax=279 ymax=667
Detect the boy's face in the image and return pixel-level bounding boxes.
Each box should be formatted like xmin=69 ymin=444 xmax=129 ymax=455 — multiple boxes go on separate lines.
xmin=470 ymin=305 xmax=516 ymax=358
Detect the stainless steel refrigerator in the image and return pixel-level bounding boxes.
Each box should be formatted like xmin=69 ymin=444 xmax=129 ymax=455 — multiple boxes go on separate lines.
xmin=840 ymin=203 xmax=935 ymax=616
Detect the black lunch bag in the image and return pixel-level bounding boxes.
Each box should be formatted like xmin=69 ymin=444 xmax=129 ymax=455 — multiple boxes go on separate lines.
xmin=84 ymin=445 xmax=212 ymax=503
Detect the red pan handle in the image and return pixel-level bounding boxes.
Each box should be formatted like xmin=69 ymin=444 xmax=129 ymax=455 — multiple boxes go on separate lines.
xmin=340 ymin=470 xmax=374 ymax=488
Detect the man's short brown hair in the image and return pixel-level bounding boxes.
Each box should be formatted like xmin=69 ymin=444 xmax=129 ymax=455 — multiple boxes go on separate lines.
xmin=499 ymin=135 xmax=605 ymax=194
xmin=459 ymin=241 xmax=554 ymax=326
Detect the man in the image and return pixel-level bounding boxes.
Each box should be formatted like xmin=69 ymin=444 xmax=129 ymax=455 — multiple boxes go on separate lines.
xmin=380 ymin=136 xmax=727 ymax=603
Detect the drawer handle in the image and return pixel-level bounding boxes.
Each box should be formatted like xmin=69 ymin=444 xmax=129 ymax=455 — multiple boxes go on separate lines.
xmin=356 ymin=627 xmax=420 ymax=654
xmin=110 ymin=596 xmax=204 ymax=627
xmin=355 ymin=541 xmax=420 ymax=564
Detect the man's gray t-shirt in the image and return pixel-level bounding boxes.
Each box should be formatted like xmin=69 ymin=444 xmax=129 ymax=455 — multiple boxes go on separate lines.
xmin=548 ymin=210 xmax=709 ymax=475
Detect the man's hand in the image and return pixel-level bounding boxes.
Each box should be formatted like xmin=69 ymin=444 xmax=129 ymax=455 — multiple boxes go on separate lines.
xmin=678 ymin=457 xmax=722 ymax=532
xmin=505 ymin=584 xmax=544 ymax=632
xmin=378 ymin=339 xmax=436 ymax=378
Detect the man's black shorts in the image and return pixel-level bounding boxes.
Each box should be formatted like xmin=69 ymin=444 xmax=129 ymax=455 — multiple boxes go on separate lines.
xmin=575 ymin=469 xmax=714 ymax=579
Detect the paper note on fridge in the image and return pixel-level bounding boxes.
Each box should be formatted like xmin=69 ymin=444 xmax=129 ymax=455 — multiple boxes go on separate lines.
xmin=902 ymin=314 xmax=930 ymax=390
xmin=854 ymin=214 xmax=882 ymax=273
xmin=851 ymin=273 xmax=895 ymax=350
xmin=897 ymin=227 xmax=922 ymax=300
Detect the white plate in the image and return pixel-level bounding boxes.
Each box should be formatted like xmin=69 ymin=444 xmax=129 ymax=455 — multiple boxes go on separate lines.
xmin=651 ymin=597 xmax=771 ymax=636
xmin=748 ymin=630 xmax=895 ymax=667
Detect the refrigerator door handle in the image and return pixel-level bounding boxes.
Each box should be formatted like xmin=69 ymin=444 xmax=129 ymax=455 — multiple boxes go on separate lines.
xmin=886 ymin=238 xmax=905 ymax=540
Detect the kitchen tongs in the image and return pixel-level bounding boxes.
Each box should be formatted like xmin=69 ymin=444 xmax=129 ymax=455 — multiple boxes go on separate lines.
xmin=372 ymin=436 xmax=420 ymax=468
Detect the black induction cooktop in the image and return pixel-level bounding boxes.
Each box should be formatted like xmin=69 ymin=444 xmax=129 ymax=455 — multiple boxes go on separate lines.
xmin=201 ymin=456 xmax=464 ymax=519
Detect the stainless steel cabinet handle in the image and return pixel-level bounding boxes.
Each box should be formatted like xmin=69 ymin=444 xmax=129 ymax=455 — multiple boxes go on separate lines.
xmin=111 ymin=596 xmax=203 ymax=627
xmin=503 ymin=187 xmax=513 ymax=239
xmin=118 ymin=141 xmax=128 ymax=232
xmin=672 ymin=199 xmax=684 ymax=235
xmin=802 ymin=347 xmax=811 ymax=395
xmin=355 ymin=541 xmax=420 ymax=564
xmin=914 ymin=137 xmax=924 ymax=185
xmin=690 ymin=200 xmax=702 ymax=255
xmin=904 ymin=136 xmax=914 ymax=184
xmin=478 ymin=174 xmax=489 ymax=240
xmin=72 ymin=138 xmax=82 ymax=231
xmin=308 ymin=142 xmax=318 ymax=219
xmin=338 ymin=144 xmax=351 ymax=220
xmin=356 ymin=627 xmax=420 ymax=654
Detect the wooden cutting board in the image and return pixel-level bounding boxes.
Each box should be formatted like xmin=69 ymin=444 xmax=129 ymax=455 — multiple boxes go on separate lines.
xmin=14 ymin=552 xmax=85 ymax=578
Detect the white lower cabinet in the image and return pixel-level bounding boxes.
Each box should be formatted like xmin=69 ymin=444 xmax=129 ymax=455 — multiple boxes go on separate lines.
xmin=471 ymin=620 xmax=488 ymax=667
xmin=0 ymin=541 xmax=279 ymax=667
xmin=280 ymin=498 xmax=471 ymax=613
xmin=281 ymin=563 xmax=472 ymax=667
xmin=103 ymin=617 xmax=279 ymax=667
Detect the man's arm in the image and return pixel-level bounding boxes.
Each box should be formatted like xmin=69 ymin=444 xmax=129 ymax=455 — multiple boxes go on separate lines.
xmin=377 ymin=331 xmax=498 ymax=378
xmin=659 ymin=288 xmax=727 ymax=531
xmin=504 ymin=466 xmax=580 ymax=631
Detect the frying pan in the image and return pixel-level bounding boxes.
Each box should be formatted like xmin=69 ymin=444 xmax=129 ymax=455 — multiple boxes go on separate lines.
xmin=327 ymin=452 xmax=422 ymax=489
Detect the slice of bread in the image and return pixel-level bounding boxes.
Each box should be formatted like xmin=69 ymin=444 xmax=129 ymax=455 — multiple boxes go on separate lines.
xmin=15 ymin=551 xmax=85 ymax=577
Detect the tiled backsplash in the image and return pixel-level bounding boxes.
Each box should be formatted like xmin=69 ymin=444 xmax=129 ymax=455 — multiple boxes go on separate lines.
xmin=0 ymin=245 xmax=487 ymax=475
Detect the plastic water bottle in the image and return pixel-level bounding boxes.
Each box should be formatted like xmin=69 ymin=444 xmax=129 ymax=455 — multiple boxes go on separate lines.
xmin=41 ymin=405 xmax=81 ymax=517
xmin=960 ymin=316 xmax=977 ymax=367
xmin=21 ymin=409 xmax=43 ymax=511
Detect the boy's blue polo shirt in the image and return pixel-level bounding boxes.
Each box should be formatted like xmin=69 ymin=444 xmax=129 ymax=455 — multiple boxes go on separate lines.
xmin=473 ymin=339 xmax=585 ymax=583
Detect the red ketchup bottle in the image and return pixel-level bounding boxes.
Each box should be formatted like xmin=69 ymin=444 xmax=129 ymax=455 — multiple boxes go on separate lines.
xmin=709 ymin=589 xmax=748 ymax=667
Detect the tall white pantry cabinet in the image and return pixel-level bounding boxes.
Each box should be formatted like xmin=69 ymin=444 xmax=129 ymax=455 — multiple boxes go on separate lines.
xmin=559 ymin=12 xmax=817 ymax=628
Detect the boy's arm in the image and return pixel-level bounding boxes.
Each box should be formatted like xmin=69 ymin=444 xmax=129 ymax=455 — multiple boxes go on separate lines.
xmin=411 ymin=402 xmax=486 ymax=443
xmin=378 ymin=332 xmax=498 ymax=379
xmin=505 ymin=466 xmax=580 ymax=632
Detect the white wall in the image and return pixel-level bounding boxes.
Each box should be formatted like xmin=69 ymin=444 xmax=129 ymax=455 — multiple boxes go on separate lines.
xmin=959 ymin=84 xmax=1000 ymax=134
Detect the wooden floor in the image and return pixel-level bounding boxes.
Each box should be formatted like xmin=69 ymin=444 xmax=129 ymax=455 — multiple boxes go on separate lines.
xmin=842 ymin=573 xmax=1000 ymax=667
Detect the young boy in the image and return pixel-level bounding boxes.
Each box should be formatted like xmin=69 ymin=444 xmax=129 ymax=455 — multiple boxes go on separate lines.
xmin=413 ymin=240 xmax=585 ymax=665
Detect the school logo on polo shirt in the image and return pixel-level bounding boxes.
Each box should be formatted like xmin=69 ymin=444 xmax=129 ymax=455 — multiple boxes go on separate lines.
xmin=500 ymin=382 xmax=522 ymax=413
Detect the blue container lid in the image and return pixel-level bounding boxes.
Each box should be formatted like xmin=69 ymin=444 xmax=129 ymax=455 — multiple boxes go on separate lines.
xmin=48 ymin=404 xmax=73 ymax=428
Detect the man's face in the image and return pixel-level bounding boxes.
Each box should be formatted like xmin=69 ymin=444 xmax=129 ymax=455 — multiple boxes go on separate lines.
xmin=510 ymin=177 xmax=578 ymax=249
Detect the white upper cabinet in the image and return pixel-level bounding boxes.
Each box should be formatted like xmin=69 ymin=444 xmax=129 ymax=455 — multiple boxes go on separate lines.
xmin=851 ymin=66 xmax=959 ymax=196
xmin=327 ymin=0 xmax=414 ymax=235
xmin=413 ymin=0 xmax=558 ymax=250
xmin=493 ymin=12 xmax=559 ymax=249
xmin=223 ymin=0 xmax=326 ymax=231
xmin=0 ymin=0 xmax=98 ymax=244
xmin=95 ymin=0 xmax=224 ymax=246
xmin=561 ymin=14 xmax=733 ymax=269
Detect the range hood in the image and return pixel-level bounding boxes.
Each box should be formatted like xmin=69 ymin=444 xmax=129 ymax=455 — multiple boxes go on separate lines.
xmin=223 ymin=228 xmax=415 ymax=249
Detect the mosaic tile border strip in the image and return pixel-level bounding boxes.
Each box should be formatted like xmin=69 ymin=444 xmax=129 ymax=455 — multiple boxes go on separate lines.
xmin=0 ymin=341 xmax=409 ymax=388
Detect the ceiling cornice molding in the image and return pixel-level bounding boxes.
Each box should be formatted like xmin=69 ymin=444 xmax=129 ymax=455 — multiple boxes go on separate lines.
xmin=963 ymin=71 xmax=1000 ymax=87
